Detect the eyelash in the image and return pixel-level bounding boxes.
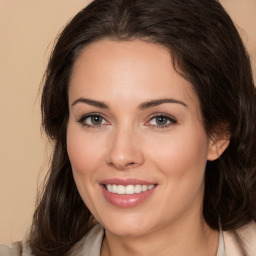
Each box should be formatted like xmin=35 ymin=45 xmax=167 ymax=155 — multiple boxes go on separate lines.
xmin=146 ymin=113 xmax=177 ymax=128
xmin=77 ymin=113 xmax=108 ymax=128
xmin=77 ymin=113 xmax=177 ymax=129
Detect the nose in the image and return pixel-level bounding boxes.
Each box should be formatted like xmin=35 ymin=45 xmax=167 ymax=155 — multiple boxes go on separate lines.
xmin=106 ymin=126 xmax=144 ymax=170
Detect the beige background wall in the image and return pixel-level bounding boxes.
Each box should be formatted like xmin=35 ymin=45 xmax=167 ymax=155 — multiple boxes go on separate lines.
xmin=0 ymin=0 xmax=255 ymax=245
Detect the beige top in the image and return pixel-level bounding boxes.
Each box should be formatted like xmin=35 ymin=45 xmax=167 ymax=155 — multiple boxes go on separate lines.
xmin=68 ymin=224 xmax=226 ymax=256
xmin=1 ymin=222 xmax=256 ymax=256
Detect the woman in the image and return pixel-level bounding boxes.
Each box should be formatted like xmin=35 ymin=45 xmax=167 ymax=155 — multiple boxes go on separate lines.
xmin=1 ymin=0 xmax=256 ymax=255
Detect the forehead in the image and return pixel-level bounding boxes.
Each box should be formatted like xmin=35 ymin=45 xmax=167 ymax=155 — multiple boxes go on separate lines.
xmin=69 ymin=39 xmax=200 ymax=112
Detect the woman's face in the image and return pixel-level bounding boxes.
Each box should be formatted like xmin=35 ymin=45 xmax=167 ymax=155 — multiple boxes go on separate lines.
xmin=67 ymin=39 xmax=220 ymax=237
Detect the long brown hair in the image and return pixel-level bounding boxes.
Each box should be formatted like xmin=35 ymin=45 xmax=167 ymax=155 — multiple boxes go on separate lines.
xmin=29 ymin=0 xmax=256 ymax=255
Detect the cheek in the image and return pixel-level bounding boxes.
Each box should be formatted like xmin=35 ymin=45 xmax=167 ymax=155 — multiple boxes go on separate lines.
xmin=146 ymin=128 xmax=209 ymax=219
xmin=66 ymin=124 xmax=104 ymax=176
xmin=66 ymin=123 xmax=106 ymax=215
xmin=147 ymin=125 xmax=209 ymax=187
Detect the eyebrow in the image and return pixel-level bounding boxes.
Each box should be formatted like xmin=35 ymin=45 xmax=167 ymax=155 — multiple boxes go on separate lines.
xmin=71 ymin=97 xmax=187 ymax=109
xmin=71 ymin=98 xmax=109 ymax=109
xmin=138 ymin=98 xmax=187 ymax=110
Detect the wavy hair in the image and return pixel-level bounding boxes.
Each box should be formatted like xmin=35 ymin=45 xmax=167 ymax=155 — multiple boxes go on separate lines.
xmin=29 ymin=0 xmax=256 ymax=255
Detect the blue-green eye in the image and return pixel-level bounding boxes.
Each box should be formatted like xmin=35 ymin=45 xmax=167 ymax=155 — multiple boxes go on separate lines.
xmin=87 ymin=115 xmax=104 ymax=125
xmin=78 ymin=114 xmax=108 ymax=127
xmin=148 ymin=114 xmax=177 ymax=127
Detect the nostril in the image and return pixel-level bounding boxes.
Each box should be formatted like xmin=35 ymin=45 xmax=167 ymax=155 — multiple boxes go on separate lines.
xmin=106 ymin=144 xmax=144 ymax=170
xmin=107 ymin=161 xmax=138 ymax=170
xmin=127 ymin=161 xmax=136 ymax=166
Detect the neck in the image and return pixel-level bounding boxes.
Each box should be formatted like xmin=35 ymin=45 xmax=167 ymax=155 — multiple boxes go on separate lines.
xmin=101 ymin=216 xmax=218 ymax=256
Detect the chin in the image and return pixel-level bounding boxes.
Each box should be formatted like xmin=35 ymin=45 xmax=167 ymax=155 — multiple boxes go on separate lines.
xmin=101 ymin=213 xmax=154 ymax=237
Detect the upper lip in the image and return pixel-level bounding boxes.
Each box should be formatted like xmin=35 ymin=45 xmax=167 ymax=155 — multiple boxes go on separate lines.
xmin=100 ymin=178 xmax=156 ymax=186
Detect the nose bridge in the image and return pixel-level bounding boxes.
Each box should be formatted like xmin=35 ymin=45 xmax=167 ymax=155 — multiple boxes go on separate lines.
xmin=106 ymin=122 xmax=144 ymax=170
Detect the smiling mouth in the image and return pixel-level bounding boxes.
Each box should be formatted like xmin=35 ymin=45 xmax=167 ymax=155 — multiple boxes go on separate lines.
xmin=103 ymin=184 xmax=156 ymax=195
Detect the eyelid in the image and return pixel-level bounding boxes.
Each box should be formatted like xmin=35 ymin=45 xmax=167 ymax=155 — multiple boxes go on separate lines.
xmin=77 ymin=112 xmax=110 ymax=128
xmin=145 ymin=113 xmax=177 ymax=128
xmin=76 ymin=112 xmax=177 ymax=128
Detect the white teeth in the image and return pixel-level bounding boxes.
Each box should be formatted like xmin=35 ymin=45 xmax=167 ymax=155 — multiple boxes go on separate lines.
xmin=142 ymin=185 xmax=147 ymax=192
xmin=112 ymin=184 xmax=117 ymax=193
xmin=106 ymin=184 xmax=112 ymax=192
xmin=125 ymin=185 xmax=135 ymax=194
xmin=105 ymin=184 xmax=155 ymax=194
xmin=134 ymin=184 xmax=142 ymax=193
xmin=148 ymin=184 xmax=154 ymax=190
xmin=116 ymin=185 xmax=125 ymax=194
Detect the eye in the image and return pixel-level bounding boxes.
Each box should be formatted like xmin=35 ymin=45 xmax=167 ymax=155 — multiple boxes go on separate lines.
xmin=78 ymin=113 xmax=108 ymax=128
xmin=147 ymin=114 xmax=177 ymax=128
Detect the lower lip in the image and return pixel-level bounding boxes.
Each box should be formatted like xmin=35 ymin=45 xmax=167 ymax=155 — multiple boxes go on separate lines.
xmin=101 ymin=185 xmax=156 ymax=208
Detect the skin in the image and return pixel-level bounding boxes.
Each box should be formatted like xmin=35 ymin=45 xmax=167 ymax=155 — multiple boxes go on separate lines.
xmin=67 ymin=39 xmax=229 ymax=256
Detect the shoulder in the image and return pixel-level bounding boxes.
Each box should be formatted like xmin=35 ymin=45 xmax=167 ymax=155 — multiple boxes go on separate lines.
xmin=223 ymin=221 xmax=256 ymax=256
xmin=0 ymin=225 xmax=104 ymax=256
xmin=67 ymin=224 xmax=104 ymax=256
xmin=0 ymin=240 xmax=33 ymax=256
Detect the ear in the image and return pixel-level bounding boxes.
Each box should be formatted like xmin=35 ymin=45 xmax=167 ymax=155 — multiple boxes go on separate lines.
xmin=207 ymin=135 xmax=230 ymax=161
